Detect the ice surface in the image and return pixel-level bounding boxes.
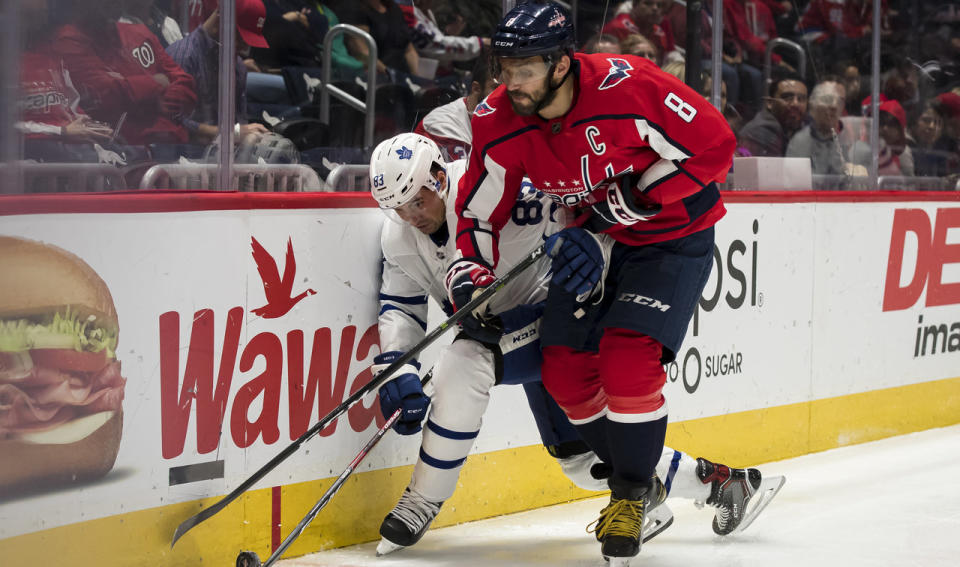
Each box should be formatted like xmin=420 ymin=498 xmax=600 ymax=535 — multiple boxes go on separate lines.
xmin=279 ymin=424 xmax=960 ymax=567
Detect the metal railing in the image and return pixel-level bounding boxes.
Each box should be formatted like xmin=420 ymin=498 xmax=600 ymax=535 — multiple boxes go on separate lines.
xmin=141 ymin=163 xmax=324 ymax=192
xmin=1 ymin=162 xmax=127 ymax=192
xmin=877 ymin=176 xmax=957 ymax=191
xmin=320 ymin=24 xmax=378 ymax=150
xmin=325 ymin=163 xmax=370 ymax=192
xmin=763 ymin=38 xmax=807 ymax=88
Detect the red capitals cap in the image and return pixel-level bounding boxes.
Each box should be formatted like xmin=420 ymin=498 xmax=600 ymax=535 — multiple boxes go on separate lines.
xmin=237 ymin=0 xmax=269 ymax=49
xmin=879 ymin=100 xmax=906 ymax=130
xmin=936 ymin=92 xmax=960 ymax=119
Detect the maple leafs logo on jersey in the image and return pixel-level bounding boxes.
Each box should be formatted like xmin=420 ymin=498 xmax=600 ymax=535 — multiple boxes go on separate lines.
xmin=474 ymin=100 xmax=496 ymax=117
xmin=599 ymin=58 xmax=633 ymax=90
xmin=396 ymin=146 xmax=413 ymax=160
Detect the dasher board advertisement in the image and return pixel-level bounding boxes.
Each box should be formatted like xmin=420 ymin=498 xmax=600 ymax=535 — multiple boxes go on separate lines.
xmin=0 ymin=192 xmax=958 ymax=567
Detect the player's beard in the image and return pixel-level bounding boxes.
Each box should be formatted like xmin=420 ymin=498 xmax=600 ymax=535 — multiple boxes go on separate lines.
xmin=507 ymin=75 xmax=560 ymax=117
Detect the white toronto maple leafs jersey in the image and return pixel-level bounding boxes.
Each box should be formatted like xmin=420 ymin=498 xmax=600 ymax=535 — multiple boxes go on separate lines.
xmin=378 ymin=159 xmax=568 ymax=355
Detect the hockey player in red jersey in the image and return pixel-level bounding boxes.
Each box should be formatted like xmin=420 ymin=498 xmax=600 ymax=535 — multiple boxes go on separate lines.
xmin=444 ymin=2 xmax=741 ymax=564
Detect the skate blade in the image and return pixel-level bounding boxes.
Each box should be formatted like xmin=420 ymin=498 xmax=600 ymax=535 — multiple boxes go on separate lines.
xmin=603 ymin=556 xmax=634 ymax=567
xmin=375 ymin=537 xmax=406 ymax=556
xmin=730 ymin=475 xmax=786 ymax=535
xmin=641 ymin=502 xmax=674 ymax=543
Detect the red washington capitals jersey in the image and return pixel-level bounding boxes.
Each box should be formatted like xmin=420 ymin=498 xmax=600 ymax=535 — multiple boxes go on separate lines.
xmin=454 ymin=53 xmax=735 ymax=268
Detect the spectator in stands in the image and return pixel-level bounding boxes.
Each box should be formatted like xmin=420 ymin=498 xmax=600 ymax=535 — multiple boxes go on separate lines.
xmin=786 ymin=80 xmax=856 ymax=175
xmin=338 ymin=0 xmax=420 ymax=80
xmin=581 ymin=33 xmax=621 ymax=55
xmin=661 ymin=1 xmax=753 ymax=112
xmin=178 ymin=0 xmax=218 ymax=32
xmin=603 ymin=0 xmax=676 ymax=59
xmin=720 ymin=0 xmax=770 ymax=110
xmin=834 ymin=60 xmax=864 ymax=116
xmin=797 ymin=0 xmax=890 ymax=64
xmin=18 ymin=0 xmax=114 ymax=145
xmin=881 ymin=55 xmax=921 ymax=115
xmin=428 ymin=0 xmax=501 ymax=41
xmin=52 ymin=0 xmax=198 ymax=145
xmin=739 ymin=73 xmax=808 ymax=157
xmin=908 ymin=100 xmax=950 ymax=177
xmin=620 ymin=33 xmax=660 ymax=65
xmin=252 ymin=0 xmax=328 ymax=70
xmin=932 ymin=92 xmax=960 ymax=173
xmin=167 ymin=0 xmax=271 ymax=144
xmin=851 ymin=99 xmax=914 ymax=176
xmin=121 ymin=0 xmax=183 ymax=48
xmin=413 ymin=54 xmax=497 ymax=161
xmin=756 ymin=0 xmax=797 ymax=39
xmin=397 ymin=0 xmax=489 ymax=77
xmin=313 ymin=3 xmax=365 ymax=79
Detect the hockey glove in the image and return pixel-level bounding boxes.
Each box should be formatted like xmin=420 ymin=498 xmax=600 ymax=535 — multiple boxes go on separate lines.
xmin=373 ymin=352 xmax=429 ymax=435
xmin=545 ymin=227 xmax=605 ymax=296
xmin=583 ymin=174 xmax=662 ymax=234
xmin=445 ymin=259 xmax=504 ymax=344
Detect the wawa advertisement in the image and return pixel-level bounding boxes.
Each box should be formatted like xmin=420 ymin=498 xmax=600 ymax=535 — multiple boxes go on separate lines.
xmin=1 ymin=198 xmax=959 ymax=542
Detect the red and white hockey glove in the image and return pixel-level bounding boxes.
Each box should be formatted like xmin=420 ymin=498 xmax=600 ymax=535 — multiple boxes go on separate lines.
xmin=445 ymin=259 xmax=503 ymax=344
xmin=583 ymin=174 xmax=662 ymax=234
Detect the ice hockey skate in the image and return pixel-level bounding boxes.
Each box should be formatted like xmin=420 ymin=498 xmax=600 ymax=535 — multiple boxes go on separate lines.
xmin=588 ymin=476 xmax=667 ymax=566
xmin=376 ymin=487 xmax=443 ymax=556
xmin=696 ymin=457 xmax=786 ymax=535
xmin=589 ymin=462 xmax=674 ymax=543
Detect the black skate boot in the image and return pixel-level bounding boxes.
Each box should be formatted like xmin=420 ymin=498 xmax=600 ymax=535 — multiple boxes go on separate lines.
xmin=588 ymin=476 xmax=666 ymax=566
xmin=376 ymin=487 xmax=443 ymax=556
xmin=696 ymin=457 xmax=762 ymax=535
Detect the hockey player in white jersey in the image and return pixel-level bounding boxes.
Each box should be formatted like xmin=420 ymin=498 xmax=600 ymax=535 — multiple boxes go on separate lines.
xmin=370 ymin=133 xmax=784 ymax=556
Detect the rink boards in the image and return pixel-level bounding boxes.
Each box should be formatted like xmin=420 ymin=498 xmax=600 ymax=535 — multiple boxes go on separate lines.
xmin=1 ymin=191 xmax=959 ymax=567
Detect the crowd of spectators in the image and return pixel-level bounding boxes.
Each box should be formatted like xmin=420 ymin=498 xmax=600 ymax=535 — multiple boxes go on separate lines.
xmin=10 ymin=0 xmax=960 ymax=191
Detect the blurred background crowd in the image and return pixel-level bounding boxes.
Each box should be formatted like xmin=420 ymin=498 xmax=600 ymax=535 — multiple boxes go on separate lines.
xmin=1 ymin=0 xmax=959 ymax=192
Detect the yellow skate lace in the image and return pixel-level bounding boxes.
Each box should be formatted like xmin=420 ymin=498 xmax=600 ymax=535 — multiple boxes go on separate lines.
xmin=586 ymin=499 xmax=644 ymax=540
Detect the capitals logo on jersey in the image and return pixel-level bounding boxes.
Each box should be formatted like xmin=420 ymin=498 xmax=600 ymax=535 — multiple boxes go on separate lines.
xmin=474 ymin=100 xmax=496 ymax=117
xmin=599 ymin=58 xmax=633 ymax=90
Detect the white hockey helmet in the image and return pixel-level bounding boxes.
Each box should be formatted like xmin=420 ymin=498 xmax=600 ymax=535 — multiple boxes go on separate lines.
xmin=369 ymin=133 xmax=446 ymax=210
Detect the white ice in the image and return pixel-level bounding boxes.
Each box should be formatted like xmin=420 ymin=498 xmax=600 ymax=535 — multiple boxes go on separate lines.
xmin=279 ymin=424 xmax=960 ymax=567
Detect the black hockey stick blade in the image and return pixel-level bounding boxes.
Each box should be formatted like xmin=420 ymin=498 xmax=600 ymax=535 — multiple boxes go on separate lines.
xmin=171 ymin=242 xmax=552 ymax=547
xmin=236 ymin=550 xmax=262 ymax=567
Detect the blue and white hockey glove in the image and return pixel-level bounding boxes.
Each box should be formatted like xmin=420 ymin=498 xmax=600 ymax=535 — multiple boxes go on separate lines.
xmin=583 ymin=174 xmax=662 ymax=234
xmin=374 ymin=352 xmax=429 ymax=435
xmin=445 ymin=259 xmax=504 ymax=344
xmin=546 ymin=227 xmax=605 ymax=296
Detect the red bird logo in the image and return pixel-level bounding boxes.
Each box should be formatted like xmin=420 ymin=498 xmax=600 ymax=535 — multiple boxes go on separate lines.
xmin=250 ymin=236 xmax=316 ymax=318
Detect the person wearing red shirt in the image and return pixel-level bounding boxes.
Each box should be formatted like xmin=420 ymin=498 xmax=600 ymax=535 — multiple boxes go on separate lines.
xmin=445 ymin=4 xmax=749 ymax=565
xmin=797 ymin=0 xmax=890 ymax=64
xmin=602 ymin=0 xmax=675 ymax=57
xmin=52 ymin=0 xmax=197 ymax=145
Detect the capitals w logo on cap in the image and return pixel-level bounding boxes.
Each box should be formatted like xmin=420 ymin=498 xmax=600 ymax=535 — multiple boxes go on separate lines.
xmin=599 ymin=58 xmax=633 ymax=90
xmin=474 ymin=100 xmax=496 ymax=117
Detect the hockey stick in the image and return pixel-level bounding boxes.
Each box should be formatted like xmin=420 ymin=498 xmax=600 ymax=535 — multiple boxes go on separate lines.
xmin=235 ymin=371 xmax=434 ymax=567
xmin=172 ymin=238 xmax=559 ymax=547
